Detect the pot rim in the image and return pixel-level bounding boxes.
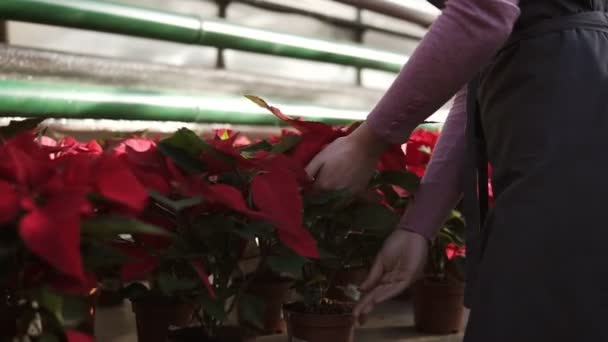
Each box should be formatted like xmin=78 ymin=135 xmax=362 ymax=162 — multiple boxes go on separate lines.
xmin=282 ymin=302 xmax=354 ymax=318
xmin=418 ymin=277 xmax=465 ymax=287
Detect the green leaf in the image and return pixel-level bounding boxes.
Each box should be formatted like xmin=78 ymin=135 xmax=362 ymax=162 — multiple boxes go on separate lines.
xmin=62 ymin=295 xmax=90 ymax=325
xmin=159 ymin=128 xmax=238 ymax=173
xmin=36 ymin=288 xmax=64 ymax=324
xmin=271 ymin=134 xmax=302 ymax=154
xmin=81 ymin=240 xmax=128 ymax=269
xmin=0 ymin=118 xmax=45 ymax=140
xmin=161 ymin=128 xmax=207 ymax=156
xmin=162 ymin=127 xmax=234 ymax=165
xmin=244 ymin=95 xmax=271 ymax=109
xmin=318 ymin=248 xmax=339 ymax=260
xmin=149 ymin=190 xmax=201 ymax=212
xmin=81 ymin=216 xmax=172 ymax=237
xmin=158 ymin=142 xmax=205 ymax=173
xmin=241 ymin=140 xmax=272 ymax=154
xmin=40 ymin=335 xmax=60 ymax=342
xmin=157 ymin=274 xmax=199 ymax=296
xmin=304 ymin=189 xmax=351 ymax=207
xmin=230 ymin=221 xmax=274 ymax=240
xmin=351 ymin=204 xmax=399 ymax=231
xmin=238 ymin=294 xmax=265 ymax=330
xmin=375 ymin=171 xmax=420 ymax=193
xmin=267 ymin=255 xmax=308 ymax=278
xmin=199 ymin=296 xmax=227 ymax=321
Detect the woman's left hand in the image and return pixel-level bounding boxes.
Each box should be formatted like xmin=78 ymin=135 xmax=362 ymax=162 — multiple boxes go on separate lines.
xmin=305 ymin=122 xmax=388 ymax=192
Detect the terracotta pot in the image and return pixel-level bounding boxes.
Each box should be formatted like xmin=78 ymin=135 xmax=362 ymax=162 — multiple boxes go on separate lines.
xmin=0 ymin=305 xmax=16 ymax=339
xmin=169 ymin=326 xmax=255 ymax=342
xmin=413 ymin=278 xmax=465 ymax=334
xmin=284 ymin=304 xmax=354 ymax=342
xmin=131 ymin=297 xmax=196 ymax=342
xmin=326 ymin=267 xmax=368 ymax=302
xmin=238 ymin=276 xmax=292 ymax=335
xmin=96 ymin=279 xmax=124 ymax=307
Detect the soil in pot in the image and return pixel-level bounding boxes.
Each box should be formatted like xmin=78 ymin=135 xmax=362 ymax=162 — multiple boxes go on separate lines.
xmin=284 ymin=302 xmax=354 ymax=342
xmin=326 ymin=267 xmax=368 ymax=302
xmin=413 ymin=278 xmax=465 ymax=334
xmin=131 ymin=297 xmax=196 ymax=342
xmin=238 ymin=275 xmax=293 ymax=335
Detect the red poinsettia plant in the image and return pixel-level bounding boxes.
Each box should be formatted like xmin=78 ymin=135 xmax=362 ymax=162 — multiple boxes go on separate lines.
xmin=0 ymin=119 xmax=172 ymax=341
xmin=240 ymin=97 xmax=425 ymax=312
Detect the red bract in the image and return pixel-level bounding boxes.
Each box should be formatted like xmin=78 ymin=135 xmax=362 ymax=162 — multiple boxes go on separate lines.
xmin=0 ymin=132 xmax=53 ymax=186
xmin=405 ymin=129 xmax=440 ymax=177
xmin=94 ymin=155 xmax=148 ymax=213
xmin=377 ymin=144 xmax=407 ymax=171
xmin=245 ymin=95 xmax=343 ymax=166
xmin=19 ymin=187 xmax=90 ymax=281
xmin=203 ymin=135 xmax=255 ymax=173
xmin=200 ymin=183 xmax=266 ymax=219
xmin=251 ymin=171 xmax=318 ymax=258
xmin=0 ymin=180 xmax=19 ymax=225
xmin=116 ymin=244 xmax=159 ymax=282
xmin=112 ymin=138 xmax=171 ymax=195
xmin=254 ymin=152 xmax=312 ymax=187
xmin=57 ymin=137 xmax=103 ymax=156
xmin=445 ymin=242 xmax=466 ymax=261
xmin=66 ymin=330 xmax=94 ymax=342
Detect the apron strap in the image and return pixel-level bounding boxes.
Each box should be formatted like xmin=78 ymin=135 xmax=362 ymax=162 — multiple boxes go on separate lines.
xmin=463 ymin=73 xmax=489 ymax=307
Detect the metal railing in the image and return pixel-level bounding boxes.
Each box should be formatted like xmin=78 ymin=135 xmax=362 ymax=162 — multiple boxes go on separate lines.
xmin=0 ymin=0 xmax=443 ymax=127
xmin=0 ymin=0 xmax=407 ymax=73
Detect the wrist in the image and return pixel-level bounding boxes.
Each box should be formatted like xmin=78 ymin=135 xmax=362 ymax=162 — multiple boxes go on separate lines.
xmin=398 ymin=225 xmax=433 ymax=245
xmin=349 ymin=121 xmax=390 ymax=158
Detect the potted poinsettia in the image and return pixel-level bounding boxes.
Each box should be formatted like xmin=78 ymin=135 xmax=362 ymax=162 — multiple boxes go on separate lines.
xmin=0 ymin=119 xmax=169 ymax=341
xmin=241 ymin=97 xmax=421 ymax=342
xmin=398 ymin=125 xmax=468 ymax=334
xmin=108 ymin=126 xmax=321 ymax=342
xmin=412 ymin=210 xmax=466 ymax=334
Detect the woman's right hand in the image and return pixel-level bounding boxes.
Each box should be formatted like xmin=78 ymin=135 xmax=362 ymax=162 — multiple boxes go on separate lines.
xmin=354 ymin=229 xmax=428 ymax=325
xmin=305 ymin=122 xmax=388 ymax=193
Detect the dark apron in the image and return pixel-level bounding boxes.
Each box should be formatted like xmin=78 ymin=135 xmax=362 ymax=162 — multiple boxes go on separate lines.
xmin=463 ymin=1 xmax=608 ymax=340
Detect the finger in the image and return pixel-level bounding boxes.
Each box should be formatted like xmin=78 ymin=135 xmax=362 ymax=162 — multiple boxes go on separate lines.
xmin=358 ymin=312 xmax=369 ymax=327
xmin=354 ymin=296 xmax=376 ymax=326
xmin=359 ymin=301 xmax=375 ymax=326
xmin=360 ymin=258 xmax=383 ymax=291
xmin=304 ymin=152 xmax=324 ymax=181
xmin=374 ymin=282 xmax=410 ymax=303
xmin=353 ymin=290 xmax=376 ymax=320
xmin=379 ymin=270 xmax=410 ymax=285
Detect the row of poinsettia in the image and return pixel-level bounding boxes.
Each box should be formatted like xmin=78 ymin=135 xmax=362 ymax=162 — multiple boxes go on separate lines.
xmin=0 ymin=96 xmax=444 ymax=340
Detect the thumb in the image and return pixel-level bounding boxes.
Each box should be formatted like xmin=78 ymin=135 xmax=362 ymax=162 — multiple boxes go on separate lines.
xmin=305 ymin=152 xmax=324 ymax=181
xmin=360 ymin=258 xmax=383 ymax=291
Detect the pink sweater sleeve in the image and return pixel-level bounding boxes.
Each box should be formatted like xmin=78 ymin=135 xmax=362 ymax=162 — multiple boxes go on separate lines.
xmin=399 ymin=87 xmax=467 ymax=240
xmin=367 ymin=0 xmax=520 ymax=144
xmin=365 ymin=0 xmax=521 ymax=239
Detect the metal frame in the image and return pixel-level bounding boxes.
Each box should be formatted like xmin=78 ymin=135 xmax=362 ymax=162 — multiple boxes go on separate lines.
xmin=223 ymin=0 xmax=424 ymax=40
xmin=0 ymin=0 xmax=406 ymax=73
xmin=332 ymin=0 xmax=436 ymax=27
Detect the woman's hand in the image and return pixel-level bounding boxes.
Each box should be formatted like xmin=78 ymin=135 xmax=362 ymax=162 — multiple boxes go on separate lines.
xmin=354 ymin=229 xmax=428 ymax=325
xmin=305 ymin=122 xmax=388 ymax=192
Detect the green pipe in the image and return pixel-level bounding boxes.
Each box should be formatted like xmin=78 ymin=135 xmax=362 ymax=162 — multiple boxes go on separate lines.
xmin=0 ymin=0 xmax=405 ymax=73
xmin=0 ymin=79 xmax=367 ymax=126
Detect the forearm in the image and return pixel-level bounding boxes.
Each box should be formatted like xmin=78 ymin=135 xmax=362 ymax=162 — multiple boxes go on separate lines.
xmin=399 ymin=87 xmax=467 ymax=240
xmin=367 ymin=0 xmax=520 ymax=144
